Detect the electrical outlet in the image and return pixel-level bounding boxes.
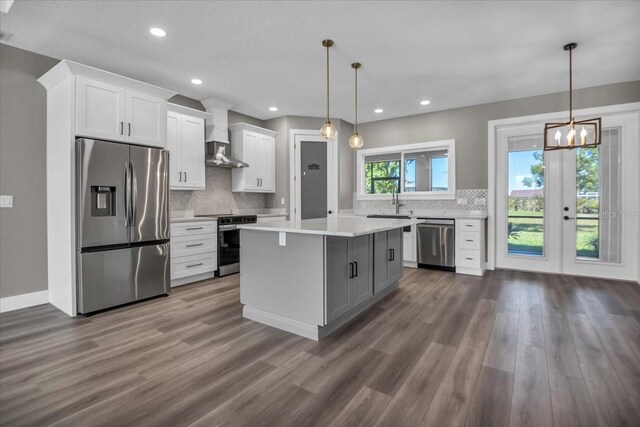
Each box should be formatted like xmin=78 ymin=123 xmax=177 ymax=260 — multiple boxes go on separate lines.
xmin=474 ymin=197 xmax=486 ymax=206
xmin=0 ymin=195 xmax=13 ymax=208
xmin=457 ymin=198 xmax=468 ymax=205
xmin=281 ymin=197 xmax=286 ymax=206
xmin=279 ymin=232 xmax=286 ymax=246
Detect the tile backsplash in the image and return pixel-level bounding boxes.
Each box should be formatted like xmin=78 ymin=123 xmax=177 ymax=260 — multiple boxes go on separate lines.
xmin=170 ymin=167 xmax=266 ymax=214
xmin=353 ymin=189 xmax=488 ymax=213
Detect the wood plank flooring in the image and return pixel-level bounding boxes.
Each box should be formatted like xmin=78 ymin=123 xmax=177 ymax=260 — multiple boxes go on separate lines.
xmin=1 ymin=268 xmax=640 ymax=426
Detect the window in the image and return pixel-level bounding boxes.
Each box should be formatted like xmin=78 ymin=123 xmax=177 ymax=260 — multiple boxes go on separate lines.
xmin=357 ymin=140 xmax=455 ymax=199
xmin=365 ymin=159 xmax=400 ymax=194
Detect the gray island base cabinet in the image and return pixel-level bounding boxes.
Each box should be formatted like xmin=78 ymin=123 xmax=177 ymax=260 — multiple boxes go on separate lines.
xmin=238 ymin=218 xmax=416 ymax=340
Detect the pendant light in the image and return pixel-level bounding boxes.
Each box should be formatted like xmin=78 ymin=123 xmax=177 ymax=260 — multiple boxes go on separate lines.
xmin=544 ymin=43 xmax=601 ymax=151
xmin=320 ymin=39 xmax=337 ymax=140
xmin=349 ymin=62 xmax=364 ymax=149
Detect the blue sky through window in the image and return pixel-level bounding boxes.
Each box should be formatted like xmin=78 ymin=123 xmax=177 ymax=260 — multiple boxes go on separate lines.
xmin=431 ymin=157 xmax=448 ymax=189
xmin=508 ymin=150 xmax=541 ymax=193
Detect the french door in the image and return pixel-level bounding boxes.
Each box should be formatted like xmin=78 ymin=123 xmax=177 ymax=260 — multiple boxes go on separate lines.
xmin=495 ymin=111 xmax=638 ymax=281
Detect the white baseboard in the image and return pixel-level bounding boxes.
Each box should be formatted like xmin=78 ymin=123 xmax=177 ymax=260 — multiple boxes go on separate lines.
xmin=0 ymin=290 xmax=49 ymax=313
xmin=243 ymin=306 xmax=319 ymax=340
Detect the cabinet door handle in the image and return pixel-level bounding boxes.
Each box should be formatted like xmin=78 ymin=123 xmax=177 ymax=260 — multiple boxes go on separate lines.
xmin=120 ymin=121 xmax=124 ymax=135
xmin=186 ymin=262 xmax=204 ymax=268
xmin=184 ymin=171 xmax=187 ymax=182
xmin=179 ymin=171 xmax=182 ymax=182
xmin=127 ymin=123 xmax=131 ymax=136
xmin=186 ymin=243 xmax=204 ymax=248
xmin=465 ymin=239 xmax=474 ymax=242
xmin=257 ymin=178 xmax=260 ymax=187
xmin=186 ymin=227 xmax=203 ymax=231
xmin=353 ymin=261 xmax=358 ymax=277
xmin=466 ymin=257 xmax=474 ymax=261
xmin=388 ymin=249 xmax=393 ymax=262
xmin=349 ymin=262 xmax=354 ymax=279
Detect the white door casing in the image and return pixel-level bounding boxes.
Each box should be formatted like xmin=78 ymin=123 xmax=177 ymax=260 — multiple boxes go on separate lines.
xmin=489 ymin=103 xmax=639 ymax=281
xmin=289 ymin=129 xmax=338 ymax=222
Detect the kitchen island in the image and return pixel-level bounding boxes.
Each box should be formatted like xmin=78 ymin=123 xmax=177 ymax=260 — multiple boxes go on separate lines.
xmin=238 ymin=216 xmax=421 ymax=340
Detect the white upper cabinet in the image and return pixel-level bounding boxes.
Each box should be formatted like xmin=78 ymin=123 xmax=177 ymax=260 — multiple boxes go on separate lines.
xmin=230 ymin=123 xmax=277 ymax=193
xmin=125 ymin=90 xmax=166 ymax=147
xmin=167 ymin=104 xmax=210 ymax=190
xmin=76 ymin=76 xmax=126 ymax=142
xmin=76 ymin=76 xmax=167 ymax=148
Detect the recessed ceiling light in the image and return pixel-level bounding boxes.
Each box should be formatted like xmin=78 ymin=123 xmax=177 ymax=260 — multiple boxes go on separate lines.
xmin=269 ymin=106 xmax=278 ymax=112
xmin=374 ymin=108 xmax=383 ymax=114
xmin=149 ymin=28 xmax=166 ymax=37
xmin=420 ymin=100 xmax=431 ymax=106
xmin=191 ymin=78 xmax=203 ymax=85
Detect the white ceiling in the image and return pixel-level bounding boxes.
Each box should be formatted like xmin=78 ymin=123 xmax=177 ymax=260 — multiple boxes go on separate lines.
xmin=1 ymin=1 xmax=639 ymax=123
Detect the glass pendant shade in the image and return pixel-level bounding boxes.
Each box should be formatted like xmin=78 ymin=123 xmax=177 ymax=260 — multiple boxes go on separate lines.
xmin=349 ymin=132 xmax=364 ymax=149
xmin=544 ymin=43 xmax=601 ymax=151
xmin=320 ymin=120 xmax=337 ymax=139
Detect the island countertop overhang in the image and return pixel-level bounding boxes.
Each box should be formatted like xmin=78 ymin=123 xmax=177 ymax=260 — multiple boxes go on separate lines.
xmin=237 ymin=217 xmax=422 ymax=237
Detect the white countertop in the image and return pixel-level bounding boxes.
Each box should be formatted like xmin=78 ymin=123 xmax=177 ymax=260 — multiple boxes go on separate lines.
xmin=351 ymin=209 xmax=488 ymax=219
xmin=238 ymin=216 xmax=421 ymax=237
xmin=170 ymin=216 xmax=218 ymax=223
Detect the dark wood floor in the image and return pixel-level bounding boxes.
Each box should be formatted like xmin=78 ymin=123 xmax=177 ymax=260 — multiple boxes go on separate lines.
xmin=1 ymin=268 xmax=640 ymax=427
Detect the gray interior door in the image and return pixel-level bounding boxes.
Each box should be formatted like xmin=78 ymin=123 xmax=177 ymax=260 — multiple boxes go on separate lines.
xmin=301 ymin=141 xmax=327 ymax=220
xmin=129 ymin=145 xmax=170 ymax=243
xmin=76 ymin=139 xmax=130 ymax=248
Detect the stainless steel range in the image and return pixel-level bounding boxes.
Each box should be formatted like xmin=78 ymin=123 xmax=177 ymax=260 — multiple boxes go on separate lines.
xmin=195 ymin=214 xmax=257 ymax=276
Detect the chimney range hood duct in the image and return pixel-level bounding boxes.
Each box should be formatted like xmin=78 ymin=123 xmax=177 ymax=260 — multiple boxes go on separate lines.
xmin=202 ymin=98 xmax=248 ymax=168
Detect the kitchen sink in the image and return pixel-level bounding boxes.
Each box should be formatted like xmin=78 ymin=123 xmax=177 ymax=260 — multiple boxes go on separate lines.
xmin=367 ymin=214 xmax=411 ymax=219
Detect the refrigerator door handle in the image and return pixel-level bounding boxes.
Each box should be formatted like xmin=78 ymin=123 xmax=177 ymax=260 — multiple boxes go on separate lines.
xmin=123 ymin=161 xmax=130 ymax=227
xmin=130 ymin=160 xmax=138 ymax=228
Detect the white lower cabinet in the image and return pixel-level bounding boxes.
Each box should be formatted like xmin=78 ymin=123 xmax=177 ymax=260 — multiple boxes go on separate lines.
xmin=455 ymin=219 xmax=486 ymax=276
xmin=403 ymin=225 xmax=417 ymax=264
xmin=325 ymin=235 xmax=373 ymax=323
xmin=170 ymin=220 xmax=217 ymax=287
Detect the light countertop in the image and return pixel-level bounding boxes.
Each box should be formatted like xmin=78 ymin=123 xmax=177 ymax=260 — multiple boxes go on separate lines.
xmin=238 ymin=216 xmax=421 ymax=237
xmin=351 ymin=209 xmax=488 ymax=219
xmin=170 ymin=216 xmax=218 ymax=223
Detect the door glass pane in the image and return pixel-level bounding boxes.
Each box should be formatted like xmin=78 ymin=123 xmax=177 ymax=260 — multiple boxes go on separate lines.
xmin=575 ymin=128 xmax=621 ymax=262
xmin=507 ymin=136 xmax=544 ymax=256
xmin=364 ymin=153 xmax=400 ymax=194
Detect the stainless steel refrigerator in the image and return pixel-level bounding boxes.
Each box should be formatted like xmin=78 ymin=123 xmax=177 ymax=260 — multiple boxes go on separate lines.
xmin=76 ymin=138 xmax=170 ymax=314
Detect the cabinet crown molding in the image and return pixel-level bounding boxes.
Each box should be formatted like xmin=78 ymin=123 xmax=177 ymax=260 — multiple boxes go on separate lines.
xmin=167 ymin=103 xmax=213 ymax=120
xmin=38 ymin=60 xmax=177 ymax=99
xmin=229 ymin=122 xmax=278 ymax=138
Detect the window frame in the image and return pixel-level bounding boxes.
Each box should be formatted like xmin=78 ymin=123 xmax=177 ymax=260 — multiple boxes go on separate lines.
xmin=356 ymin=139 xmax=456 ymax=200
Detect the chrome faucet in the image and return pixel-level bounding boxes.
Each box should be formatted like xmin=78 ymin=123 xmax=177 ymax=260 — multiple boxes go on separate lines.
xmin=392 ymin=188 xmax=404 ymax=214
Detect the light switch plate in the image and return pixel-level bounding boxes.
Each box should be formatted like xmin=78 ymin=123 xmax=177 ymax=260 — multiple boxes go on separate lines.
xmin=457 ymin=198 xmax=468 ymax=205
xmin=279 ymin=232 xmax=286 ymax=246
xmin=0 ymin=195 xmax=13 ymax=208
xmin=474 ymin=197 xmax=486 ymax=206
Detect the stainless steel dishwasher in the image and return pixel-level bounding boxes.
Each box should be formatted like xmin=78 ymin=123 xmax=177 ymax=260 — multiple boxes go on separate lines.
xmin=417 ymin=219 xmax=455 ymax=271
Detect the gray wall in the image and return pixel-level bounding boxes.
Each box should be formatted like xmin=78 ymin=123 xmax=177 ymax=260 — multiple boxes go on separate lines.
xmin=263 ymin=116 xmax=354 ymax=212
xmin=0 ymin=44 xmax=58 ymax=298
xmin=358 ymin=80 xmax=640 ymax=190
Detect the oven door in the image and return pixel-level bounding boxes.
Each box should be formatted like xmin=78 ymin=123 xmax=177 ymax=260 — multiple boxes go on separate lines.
xmin=217 ymin=226 xmax=240 ymax=276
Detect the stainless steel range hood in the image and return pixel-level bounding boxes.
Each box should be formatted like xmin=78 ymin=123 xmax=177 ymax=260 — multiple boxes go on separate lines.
xmin=202 ymin=98 xmax=248 ymax=168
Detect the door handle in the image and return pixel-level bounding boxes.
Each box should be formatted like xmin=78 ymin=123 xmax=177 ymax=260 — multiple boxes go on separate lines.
xmin=186 ymin=227 xmax=204 ymax=231
xmin=257 ymin=178 xmax=260 ymax=187
xmin=120 ymin=121 xmax=124 ymax=136
xmin=349 ymin=262 xmax=354 ymax=279
xmin=186 ymin=263 xmax=204 ymax=268
xmin=563 ymin=215 xmax=575 ymax=220
xmin=179 ymin=171 xmax=182 ymax=182
xmin=388 ymin=249 xmax=393 ymax=262
xmin=123 ymin=162 xmax=130 ymax=226
xmin=130 ymin=161 xmax=137 ymax=227
xmin=391 ymin=248 xmax=395 ymax=261
xmin=186 ymin=243 xmax=204 ymax=248
xmin=327 ymin=210 xmax=333 ymax=215
xmin=127 ymin=123 xmax=131 ymax=136
xmin=184 ymin=171 xmax=187 ymax=182
xmin=353 ymin=261 xmax=358 ymax=277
